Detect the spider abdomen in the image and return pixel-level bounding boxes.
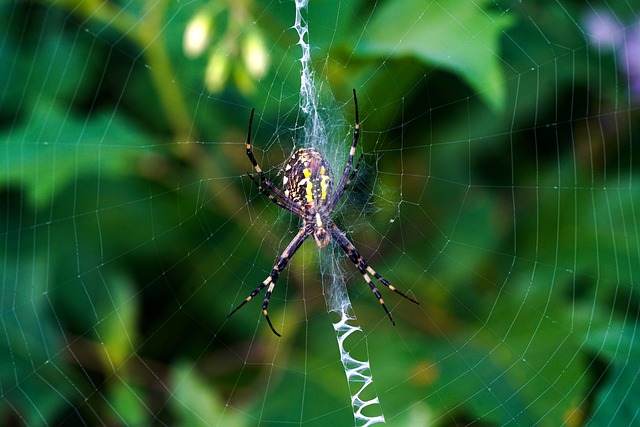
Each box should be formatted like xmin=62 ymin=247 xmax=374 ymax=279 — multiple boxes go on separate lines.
xmin=283 ymin=147 xmax=333 ymax=207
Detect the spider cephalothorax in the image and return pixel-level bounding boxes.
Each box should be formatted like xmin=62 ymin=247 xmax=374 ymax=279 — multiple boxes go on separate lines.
xmin=228 ymin=89 xmax=419 ymax=336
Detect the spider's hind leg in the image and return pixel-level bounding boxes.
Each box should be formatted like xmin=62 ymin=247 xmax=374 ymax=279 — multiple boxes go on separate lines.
xmin=227 ymin=274 xmax=282 ymax=336
xmin=227 ymin=228 xmax=309 ymax=337
xmin=329 ymin=223 xmax=419 ymax=325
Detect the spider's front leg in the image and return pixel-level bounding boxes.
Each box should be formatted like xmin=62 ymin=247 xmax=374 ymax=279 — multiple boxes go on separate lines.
xmin=227 ymin=228 xmax=309 ymax=337
xmin=246 ymin=172 xmax=303 ymax=216
xmin=245 ymin=108 xmax=296 ymax=206
xmin=330 ymin=89 xmax=361 ymax=209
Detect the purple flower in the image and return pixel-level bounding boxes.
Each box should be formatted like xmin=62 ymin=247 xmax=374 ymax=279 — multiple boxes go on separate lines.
xmin=621 ymin=25 xmax=640 ymax=73
xmin=584 ymin=10 xmax=623 ymax=50
xmin=585 ymin=10 xmax=640 ymax=100
xmin=620 ymin=25 xmax=640 ymax=99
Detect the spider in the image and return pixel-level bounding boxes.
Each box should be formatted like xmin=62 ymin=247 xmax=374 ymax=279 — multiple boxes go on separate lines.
xmin=228 ymin=89 xmax=419 ymax=336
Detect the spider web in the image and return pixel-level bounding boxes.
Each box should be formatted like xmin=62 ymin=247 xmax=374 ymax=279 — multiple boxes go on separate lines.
xmin=2 ymin=1 xmax=640 ymax=426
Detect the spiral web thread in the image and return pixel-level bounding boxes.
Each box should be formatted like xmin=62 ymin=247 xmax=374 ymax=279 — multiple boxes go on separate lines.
xmin=293 ymin=1 xmax=386 ymax=425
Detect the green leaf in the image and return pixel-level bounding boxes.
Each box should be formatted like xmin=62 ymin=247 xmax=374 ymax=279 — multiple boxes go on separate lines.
xmin=373 ymin=284 xmax=589 ymax=425
xmin=0 ymin=99 xmax=152 ymax=207
xmin=358 ymin=0 xmax=514 ymax=112
xmin=476 ymin=289 xmax=589 ymax=425
xmin=0 ymin=250 xmax=79 ymax=426
xmin=581 ymin=316 xmax=640 ymax=424
xmin=94 ymin=270 xmax=139 ymax=370
xmin=170 ymin=362 xmax=246 ymax=427
xmin=533 ymin=174 xmax=640 ymax=296
xmin=588 ymin=358 xmax=640 ymax=426
xmin=583 ymin=321 xmax=640 ymax=364
xmin=108 ymin=378 xmax=148 ymax=426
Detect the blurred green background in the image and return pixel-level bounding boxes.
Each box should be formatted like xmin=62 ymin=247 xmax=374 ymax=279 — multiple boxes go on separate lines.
xmin=1 ymin=0 xmax=639 ymax=426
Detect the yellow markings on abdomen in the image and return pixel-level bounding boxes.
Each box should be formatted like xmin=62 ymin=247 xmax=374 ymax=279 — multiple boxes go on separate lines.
xmin=302 ymin=168 xmax=313 ymax=203
xmin=319 ymin=166 xmax=330 ymax=200
xmin=283 ymin=147 xmax=333 ymax=206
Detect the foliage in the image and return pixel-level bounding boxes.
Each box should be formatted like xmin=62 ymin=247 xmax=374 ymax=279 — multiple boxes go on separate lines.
xmin=1 ymin=0 xmax=639 ymax=426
